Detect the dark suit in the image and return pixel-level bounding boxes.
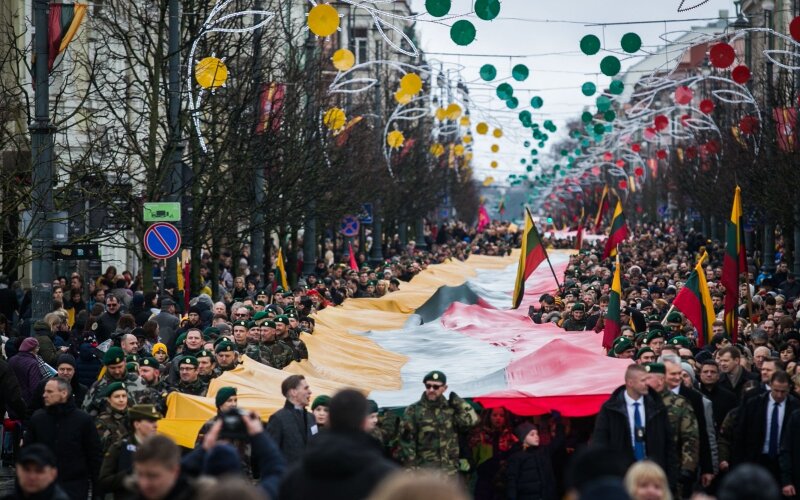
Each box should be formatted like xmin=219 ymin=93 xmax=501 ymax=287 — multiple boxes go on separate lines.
xmin=700 ymin=383 xmax=738 ymax=430
xmin=733 ymin=392 xmax=799 ymax=483
xmin=780 ymin=410 xmax=800 ymax=488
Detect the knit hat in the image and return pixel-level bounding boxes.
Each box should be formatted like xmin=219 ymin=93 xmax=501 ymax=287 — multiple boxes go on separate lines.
xmin=188 ymin=305 xmax=201 ymax=315
xmin=152 ymin=343 xmax=168 ymax=355
xmin=32 ymin=321 xmax=50 ymax=334
xmin=311 ymin=395 xmax=331 ymax=410
xmin=681 ymin=362 xmax=696 ymax=383
xmin=103 ymin=381 xmax=127 ymax=397
xmin=367 ymin=399 xmax=379 ymax=414
xmin=203 ymin=444 xmax=241 ymax=477
xmin=514 ymin=422 xmax=537 ymax=443
xmin=19 ymin=337 xmax=39 ymax=352
xmin=56 ymin=353 xmax=76 ymax=369
xmin=103 ymin=346 xmax=126 ymax=365
xmin=215 ymin=387 xmax=237 ymax=408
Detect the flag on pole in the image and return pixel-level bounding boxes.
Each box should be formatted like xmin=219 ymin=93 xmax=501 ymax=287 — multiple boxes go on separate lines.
xmin=721 ymin=186 xmax=746 ymax=342
xmin=603 ymin=251 xmax=622 ymax=350
xmin=601 ymin=200 xmax=628 ymax=260
xmin=48 ymin=3 xmax=87 ymax=71
xmin=672 ymin=251 xmax=716 ymax=347
xmin=498 ymin=196 xmax=506 ymax=216
xmin=348 ymin=243 xmax=359 ymax=272
xmin=512 ymin=209 xmax=547 ymax=309
xmin=477 ymin=205 xmax=490 ymax=232
xmin=275 ymin=247 xmax=289 ymax=289
xmin=594 ymin=184 xmax=609 ymax=232
xmin=575 ymin=224 xmax=583 ymax=250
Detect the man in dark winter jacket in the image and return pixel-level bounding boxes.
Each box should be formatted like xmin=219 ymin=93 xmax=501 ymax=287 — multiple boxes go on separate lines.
xmin=279 ymin=389 xmax=397 ymax=500
xmin=29 ymin=354 xmax=87 ymax=414
xmin=266 ymin=375 xmax=316 ymax=464
xmin=1 ymin=444 xmax=70 ymax=500
xmin=0 ymin=355 xmax=26 ymax=420
xmin=592 ymin=364 xmax=676 ymax=487
xmin=24 ymin=377 xmax=102 ymax=499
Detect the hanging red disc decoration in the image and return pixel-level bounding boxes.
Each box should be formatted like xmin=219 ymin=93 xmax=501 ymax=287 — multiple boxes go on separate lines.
xmin=709 ymin=43 xmax=735 ymax=69
xmin=654 ymin=115 xmax=669 ymax=131
xmin=616 ymin=159 xmax=625 ymax=167
xmin=699 ymin=99 xmax=715 ymax=114
xmin=680 ymin=114 xmax=691 ymax=127
xmin=631 ymin=143 xmax=641 ymax=153
xmin=790 ymin=16 xmax=800 ymax=42
xmin=603 ymin=152 xmax=613 ymax=161
xmin=731 ymin=65 xmax=751 ymax=84
xmin=618 ymin=179 xmax=628 ymax=190
xmin=656 ymin=149 xmax=668 ymax=160
xmin=644 ymin=127 xmax=657 ymax=140
xmin=739 ymin=115 xmax=759 ymax=135
xmin=634 ymin=166 xmax=644 ymax=176
xmin=674 ymin=86 xmax=694 ymax=105
xmin=704 ymin=140 xmax=720 ymax=154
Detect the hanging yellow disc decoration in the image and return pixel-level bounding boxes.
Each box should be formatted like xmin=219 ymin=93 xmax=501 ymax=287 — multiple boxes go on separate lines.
xmin=454 ymin=144 xmax=465 ymax=156
xmin=387 ymin=130 xmax=405 ymax=149
xmin=394 ymin=90 xmax=412 ymax=104
xmin=195 ymin=57 xmax=228 ymax=89
xmin=399 ymin=73 xmax=423 ymax=95
xmin=435 ymin=107 xmax=447 ymax=121
xmin=446 ymin=103 xmax=462 ymax=120
xmin=323 ymin=107 xmax=346 ymax=130
xmin=492 ymin=128 xmax=503 ymax=138
xmin=476 ymin=122 xmax=489 ymax=135
xmin=483 ymin=176 xmax=494 ymax=186
xmin=331 ymin=48 xmax=355 ymax=71
xmin=460 ymin=116 xmax=471 ymax=127
xmin=308 ymin=3 xmax=339 ymax=37
xmin=491 ymin=144 xmax=499 ymax=153
xmin=462 ymin=134 xmax=473 ymax=144
xmin=430 ymin=143 xmax=445 ymax=157
xmin=465 ymin=152 xmax=473 ymax=162
xmin=490 ymin=161 xmax=498 ymax=168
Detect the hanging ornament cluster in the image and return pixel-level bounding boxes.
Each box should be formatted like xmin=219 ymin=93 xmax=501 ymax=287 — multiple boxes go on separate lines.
xmin=438 ymin=0 xmax=500 ymax=46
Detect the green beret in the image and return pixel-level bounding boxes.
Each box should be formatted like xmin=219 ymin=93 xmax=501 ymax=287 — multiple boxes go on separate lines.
xmin=572 ymin=302 xmax=585 ymax=312
xmin=215 ymin=387 xmax=237 ymax=408
xmin=232 ymin=320 xmax=249 ymax=328
xmin=265 ymin=320 xmax=276 ymax=329
xmin=103 ymin=347 xmax=125 ymax=366
xmin=274 ymin=315 xmax=290 ymax=325
xmin=635 ymin=332 xmax=648 ymax=343
xmin=311 ymin=395 xmax=331 ymax=410
xmin=196 ymin=349 xmax=213 ymax=359
xmin=670 ymin=336 xmax=691 ymax=348
xmin=125 ymin=362 xmax=137 ymax=372
xmin=252 ymin=311 xmax=269 ymax=322
xmin=125 ymin=354 xmax=140 ymax=363
xmin=645 ymin=362 xmax=666 ymax=375
xmin=203 ymin=327 xmax=220 ymax=338
xmin=129 ymin=404 xmax=163 ymax=421
xmin=103 ymin=381 xmax=127 ymax=397
xmin=635 ymin=347 xmax=654 ymax=360
xmin=140 ymin=357 xmax=160 ymax=368
xmin=245 ymin=305 xmax=254 ymax=312
xmin=175 ymin=333 xmax=187 ymax=347
xmin=215 ymin=340 xmax=235 ymax=354
xmin=367 ymin=280 xmax=377 ymax=286
xmin=255 ymin=300 xmax=267 ymax=307
xmin=613 ymin=338 xmax=634 ymax=355
xmin=286 ymin=312 xmax=298 ymax=320
xmin=646 ymin=330 xmax=665 ymax=342
xmin=667 ymin=312 xmax=683 ymax=323
xmin=246 ymin=321 xmax=257 ymax=329
xmin=282 ymin=292 xmax=293 ymax=298
xmin=423 ymin=371 xmax=447 ymax=384
xmin=179 ymin=355 xmax=198 ymax=367
xmin=367 ymin=399 xmax=379 ymax=414
xmin=256 ymin=290 xmax=269 ymax=297
xmin=274 ymin=286 xmax=284 ymax=293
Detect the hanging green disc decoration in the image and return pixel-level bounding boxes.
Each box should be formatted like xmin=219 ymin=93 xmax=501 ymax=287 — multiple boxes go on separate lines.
xmin=609 ymin=79 xmax=624 ymax=95
xmin=450 ymin=20 xmax=476 ymax=45
xmin=519 ymin=110 xmax=532 ymax=124
xmin=496 ymin=83 xmax=513 ymax=100
xmin=620 ymin=32 xmax=642 ymax=53
xmin=512 ymin=64 xmax=529 ymax=81
xmin=596 ymin=95 xmax=611 ymax=112
xmin=524 ymin=141 xmax=530 ymax=147
xmin=580 ymin=34 xmax=601 ymax=55
xmin=526 ymin=165 xmax=533 ymax=172
xmin=581 ymin=82 xmax=596 ymax=96
xmin=593 ymin=123 xmax=605 ymax=135
xmin=530 ymin=96 xmax=544 ymax=109
xmin=479 ymin=64 xmax=497 ymax=81
xmin=506 ymin=97 xmax=519 ymax=109
xmin=604 ymin=110 xmax=616 ymax=122
xmin=600 ymin=55 xmax=621 ymax=76
xmin=474 ymin=0 xmax=501 ymax=21
xmin=425 ymin=0 xmax=451 ymax=17
xmin=581 ymin=111 xmax=593 ymax=123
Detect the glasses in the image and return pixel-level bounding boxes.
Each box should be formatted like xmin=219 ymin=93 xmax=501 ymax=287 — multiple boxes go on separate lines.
xmin=235 ymin=313 xmax=247 ymax=317
xmin=425 ymin=383 xmax=444 ymax=390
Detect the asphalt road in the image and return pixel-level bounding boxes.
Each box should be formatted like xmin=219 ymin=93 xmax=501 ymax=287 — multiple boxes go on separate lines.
xmin=0 ymin=465 xmax=14 ymax=494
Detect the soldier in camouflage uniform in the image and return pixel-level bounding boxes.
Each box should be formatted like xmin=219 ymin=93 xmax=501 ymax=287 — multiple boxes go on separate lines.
xmin=397 ymin=371 xmax=479 ymax=474
xmin=95 ymin=381 xmax=131 ymax=453
xmin=213 ymin=340 xmax=240 ymax=377
xmin=231 ymin=320 xmax=249 ymax=355
xmin=136 ymin=356 xmax=169 ymax=414
xmin=285 ymin=312 xmax=309 ymax=361
xmin=243 ymin=322 xmax=263 ymax=362
xmin=260 ymin=320 xmax=295 ymax=369
xmin=169 ymin=356 xmax=208 ymax=396
xmin=83 ymin=346 xmax=151 ymax=416
xmin=196 ymin=349 xmax=216 ymax=384
xmin=561 ymin=303 xmax=588 ymax=331
xmin=645 ymin=363 xmax=699 ymax=497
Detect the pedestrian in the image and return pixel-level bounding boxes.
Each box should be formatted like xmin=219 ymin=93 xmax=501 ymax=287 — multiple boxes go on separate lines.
xmin=311 ymin=395 xmax=331 ymax=430
xmin=24 ymin=377 xmax=102 ymax=499
xmin=623 ymin=460 xmax=672 ymax=500
xmin=0 ymin=354 xmax=26 ymax=420
xmin=470 ymin=407 xmax=517 ymax=500
xmin=0 ymin=444 xmax=70 ymax=500
xmin=8 ymin=337 xmax=44 ymax=407
xmin=397 ymin=371 xmax=479 ymax=474
xmin=29 ymin=353 xmax=87 ymax=414
xmin=96 ymin=381 xmax=131 ymax=453
xmin=505 ymin=416 xmax=564 ymax=500
xmin=266 ymin=374 xmax=316 ymax=464
xmin=154 ymin=298 xmax=180 ymax=354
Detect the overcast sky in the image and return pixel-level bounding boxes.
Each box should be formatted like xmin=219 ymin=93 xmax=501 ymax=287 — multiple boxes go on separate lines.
xmin=406 ymin=0 xmax=737 ymax=184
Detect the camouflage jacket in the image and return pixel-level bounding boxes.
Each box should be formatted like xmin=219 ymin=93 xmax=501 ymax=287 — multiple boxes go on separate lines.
xmin=83 ymin=372 xmax=151 ymax=416
xmin=258 ymin=341 xmax=294 ymax=369
xmin=243 ymin=342 xmax=262 ymax=363
xmin=660 ymin=389 xmax=699 ymax=475
xmin=136 ymin=380 xmax=169 ymax=415
xmin=211 ymin=363 xmax=238 ymax=379
xmin=718 ymin=406 xmax=739 ymax=464
xmin=170 ymin=378 xmax=208 ymax=397
xmin=562 ymin=317 xmax=587 ymax=331
xmin=397 ymin=392 xmax=479 ymax=474
xmin=234 ymin=342 xmax=248 ymax=355
xmin=96 ymin=408 xmax=130 ymax=454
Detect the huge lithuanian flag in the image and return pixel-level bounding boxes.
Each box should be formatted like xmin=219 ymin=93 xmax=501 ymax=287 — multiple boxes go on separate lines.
xmin=603 ymin=252 xmax=622 ymax=349
xmin=672 ymin=251 xmax=716 ymax=347
xmin=721 ymin=186 xmax=746 ymax=342
xmin=602 ymin=200 xmax=628 ymax=260
xmin=512 ymin=209 xmax=547 ymax=309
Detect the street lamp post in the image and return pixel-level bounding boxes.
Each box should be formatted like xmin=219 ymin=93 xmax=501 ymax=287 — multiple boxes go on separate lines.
xmin=762 ymin=0 xmax=776 ymax=273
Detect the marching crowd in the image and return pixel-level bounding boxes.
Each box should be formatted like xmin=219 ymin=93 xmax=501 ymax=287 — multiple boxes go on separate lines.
xmin=1 ymin=218 xmax=799 ymax=499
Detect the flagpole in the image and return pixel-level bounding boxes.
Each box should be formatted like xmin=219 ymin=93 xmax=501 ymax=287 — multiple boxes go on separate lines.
xmin=527 ymin=208 xmax=562 ymax=290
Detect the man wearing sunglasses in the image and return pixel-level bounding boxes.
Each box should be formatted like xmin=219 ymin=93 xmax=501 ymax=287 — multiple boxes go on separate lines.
xmin=397 ymin=371 xmax=478 ymax=475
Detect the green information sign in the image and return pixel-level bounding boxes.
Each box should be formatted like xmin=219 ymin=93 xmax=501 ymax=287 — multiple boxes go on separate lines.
xmin=143 ymin=202 xmax=181 ymax=222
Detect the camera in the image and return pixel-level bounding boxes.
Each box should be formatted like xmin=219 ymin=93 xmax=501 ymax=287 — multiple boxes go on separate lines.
xmin=219 ymin=408 xmax=250 ymax=441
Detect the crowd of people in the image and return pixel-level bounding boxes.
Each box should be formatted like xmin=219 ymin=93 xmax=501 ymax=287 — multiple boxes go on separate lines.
xmin=2 ymin=218 xmax=800 ymax=499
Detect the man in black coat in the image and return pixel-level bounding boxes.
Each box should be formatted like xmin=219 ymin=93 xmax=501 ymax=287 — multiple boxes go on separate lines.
xmin=266 ymin=375 xmax=316 ymax=464
xmin=0 ymin=356 xmax=26 ymax=420
xmin=279 ymin=389 xmax=396 ymax=500
xmin=592 ymin=364 xmax=676 ymax=486
xmin=717 ymin=346 xmax=759 ymax=399
xmin=24 ymin=377 xmax=102 ymax=500
xmin=780 ymin=404 xmax=800 ymax=496
xmin=733 ymin=370 xmax=798 ymax=486
xmin=698 ymin=360 xmax=738 ymax=430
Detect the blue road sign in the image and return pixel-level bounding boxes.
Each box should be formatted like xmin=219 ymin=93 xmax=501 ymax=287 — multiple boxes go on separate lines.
xmin=340 ymin=215 xmax=360 ymax=237
xmin=358 ymin=203 xmax=373 ymax=224
xmin=144 ymin=223 xmax=181 ymax=259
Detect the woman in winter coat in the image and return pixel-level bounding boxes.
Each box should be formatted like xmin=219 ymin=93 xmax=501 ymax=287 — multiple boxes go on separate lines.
xmin=470 ymin=407 xmax=518 ymax=500
xmin=506 ymin=416 xmax=565 ymax=500
xmin=8 ymin=337 xmax=44 ymax=406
